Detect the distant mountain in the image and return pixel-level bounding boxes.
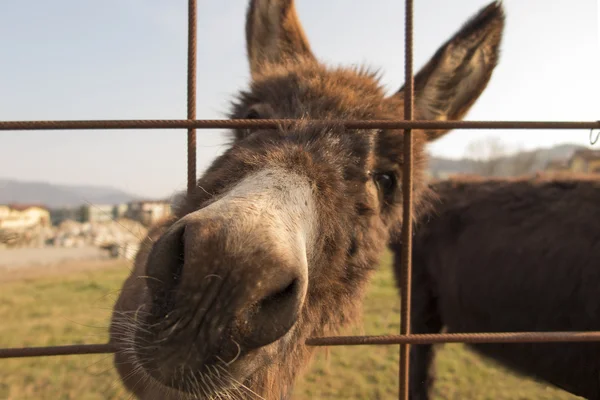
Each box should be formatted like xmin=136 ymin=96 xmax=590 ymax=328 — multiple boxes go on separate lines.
xmin=428 ymin=156 xmax=476 ymax=176
xmin=0 ymin=144 xmax=588 ymax=208
xmin=0 ymin=179 xmax=141 ymax=209
xmin=429 ymin=143 xmax=586 ymax=178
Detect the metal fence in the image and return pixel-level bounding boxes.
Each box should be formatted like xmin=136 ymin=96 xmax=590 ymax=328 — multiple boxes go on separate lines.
xmin=1 ymin=1 xmax=600 ymax=399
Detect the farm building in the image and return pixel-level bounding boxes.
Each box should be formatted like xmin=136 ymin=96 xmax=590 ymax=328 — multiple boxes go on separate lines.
xmin=0 ymin=204 xmax=50 ymax=230
xmin=545 ymin=149 xmax=600 ymax=175
xmin=125 ymin=199 xmax=171 ymax=227
xmin=80 ymin=203 xmax=116 ymax=224
xmin=569 ymin=149 xmax=600 ymax=174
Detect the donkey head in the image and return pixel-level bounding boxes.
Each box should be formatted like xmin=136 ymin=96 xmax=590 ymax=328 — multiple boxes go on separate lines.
xmin=110 ymin=1 xmax=504 ymax=398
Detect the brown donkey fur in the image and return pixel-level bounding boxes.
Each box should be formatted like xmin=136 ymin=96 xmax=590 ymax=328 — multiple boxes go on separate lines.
xmin=391 ymin=172 xmax=600 ymax=400
xmin=109 ymin=1 xmax=504 ymax=399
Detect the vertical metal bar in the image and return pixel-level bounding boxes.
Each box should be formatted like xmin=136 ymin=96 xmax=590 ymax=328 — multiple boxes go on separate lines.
xmin=399 ymin=0 xmax=414 ymax=398
xmin=187 ymin=0 xmax=198 ymax=196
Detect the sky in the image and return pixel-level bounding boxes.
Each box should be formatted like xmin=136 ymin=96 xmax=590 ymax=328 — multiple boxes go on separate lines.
xmin=0 ymin=0 xmax=598 ymax=198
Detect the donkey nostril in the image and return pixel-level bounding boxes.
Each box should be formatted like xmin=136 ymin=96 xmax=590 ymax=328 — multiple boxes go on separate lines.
xmin=171 ymin=226 xmax=185 ymax=286
xmin=258 ymin=278 xmax=299 ymax=312
xmin=145 ymin=224 xmax=186 ymax=306
xmin=237 ymin=276 xmax=303 ymax=350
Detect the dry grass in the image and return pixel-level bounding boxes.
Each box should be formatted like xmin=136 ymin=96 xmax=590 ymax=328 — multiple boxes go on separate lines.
xmin=0 ymin=253 xmax=580 ymax=399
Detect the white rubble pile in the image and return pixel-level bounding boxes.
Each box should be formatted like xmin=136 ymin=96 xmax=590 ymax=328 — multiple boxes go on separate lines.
xmin=53 ymin=218 xmax=147 ymax=247
xmin=0 ymin=218 xmax=147 ymax=261
xmin=0 ymin=225 xmax=53 ymax=249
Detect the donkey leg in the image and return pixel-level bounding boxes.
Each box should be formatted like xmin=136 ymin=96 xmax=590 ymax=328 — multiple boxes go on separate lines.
xmin=392 ymin=237 xmax=443 ymax=400
xmin=409 ymin=286 xmax=443 ymax=400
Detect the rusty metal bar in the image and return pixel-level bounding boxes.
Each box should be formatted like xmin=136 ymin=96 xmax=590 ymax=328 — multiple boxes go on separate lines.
xmin=3 ymin=330 xmax=600 ymax=359
xmin=399 ymin=0 xmax=414 ymax=398
xmin=0 ymin=119 xmax=599 ymax=131
xmin=306 ymin=331 xmax=600 ymax=346
xmin=187 ymin=0 xmax=197 ymax=196
xmin=0 ymin=3 xmax=596 ymax=399
xmin=0 ymin=343 xmax=117 ymax=359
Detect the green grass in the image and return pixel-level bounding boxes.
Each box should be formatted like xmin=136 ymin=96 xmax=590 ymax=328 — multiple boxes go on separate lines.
xmin=0 ymin=254 xmax=580 ymax=399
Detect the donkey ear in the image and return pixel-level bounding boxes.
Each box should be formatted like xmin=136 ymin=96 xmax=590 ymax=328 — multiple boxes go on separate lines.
xmin=245 ymin=0 xmax=315 ymax=78
xmin=393 ymin=1 xmax=505 ymax=141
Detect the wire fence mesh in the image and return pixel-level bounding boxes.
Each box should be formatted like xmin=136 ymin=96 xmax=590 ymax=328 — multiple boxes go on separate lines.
xmin=1 ymin=1 xmax=599 ymax=399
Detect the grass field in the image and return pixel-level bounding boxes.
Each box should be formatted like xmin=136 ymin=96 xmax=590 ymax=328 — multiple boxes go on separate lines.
xmin=0 ymin=254 xmax=580 ymax=400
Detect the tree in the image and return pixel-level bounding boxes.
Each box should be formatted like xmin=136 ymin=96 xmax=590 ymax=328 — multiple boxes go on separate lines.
xmin=465 ymin=137 xmax=509 ymax=176
xmin=509 ymin=150 xmax=538 ymax=176
xmin=464 ymin=137 xmax=537 ymax=177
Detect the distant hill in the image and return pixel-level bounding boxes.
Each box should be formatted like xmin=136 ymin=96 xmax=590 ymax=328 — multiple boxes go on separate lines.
xmin=429 ymin=143 xmax=586 ymax=178
xmin=0 ymin=179 xmax=140 ymax=209
xmin=0 ymin=144 xmax=589 ymax=208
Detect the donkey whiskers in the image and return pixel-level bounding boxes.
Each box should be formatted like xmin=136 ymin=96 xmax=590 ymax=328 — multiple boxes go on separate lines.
xmin=216 ymin=363 xmax=265 ymax=400
xmin=137 ymin=275 xmax=166 ymax=284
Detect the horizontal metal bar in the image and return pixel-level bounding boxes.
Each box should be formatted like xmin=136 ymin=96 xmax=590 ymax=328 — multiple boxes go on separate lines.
xmin=0 ymin=343 xmax=117 ymax=359
xmin=306 ymin=331 xmax=600 ymax=346
xmin=0 ymin=119 xmax=599 ymax=131
xmin=3 ymin=331 xmax=600 ymax=359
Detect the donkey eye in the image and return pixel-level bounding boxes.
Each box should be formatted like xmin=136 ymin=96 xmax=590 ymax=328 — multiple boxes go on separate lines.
xmin=241 ymin=108 xmax=262 ymax=137
xmin=245 ymin=109 xmax=261 ymax=119
xmin=373 ymin=172 xmax=396 ymax=198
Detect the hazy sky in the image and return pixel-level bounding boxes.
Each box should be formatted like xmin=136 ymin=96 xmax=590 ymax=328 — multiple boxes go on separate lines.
xmin=0 ymin=0 xmax=598 ymax=198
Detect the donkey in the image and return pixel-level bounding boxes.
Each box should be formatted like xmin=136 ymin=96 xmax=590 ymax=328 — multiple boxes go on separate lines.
xmin=109 ymin=1 xmax=505 ymax=399
xmin=391 ymin=173 xmax=600 ymax=400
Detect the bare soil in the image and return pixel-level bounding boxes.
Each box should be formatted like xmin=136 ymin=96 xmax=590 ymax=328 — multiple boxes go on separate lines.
xmin=0 ymin=247 xmax=128 ymax=283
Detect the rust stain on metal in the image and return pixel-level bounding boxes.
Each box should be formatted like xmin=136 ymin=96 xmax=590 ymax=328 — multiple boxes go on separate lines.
xmin=4 ymin=331 xmax=600 ymax=359
xmin=1 ymin=119 xmax=599 ymax=131
xmin=399 ymin=0 xmax=415 ymax=398
xmin=187 ymin=0 xmax=198 ymax=196
xmin=306 ymin=331 xmax=600 ymax=346
xmin=0 ymin=343 xmax=117 ymax=359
